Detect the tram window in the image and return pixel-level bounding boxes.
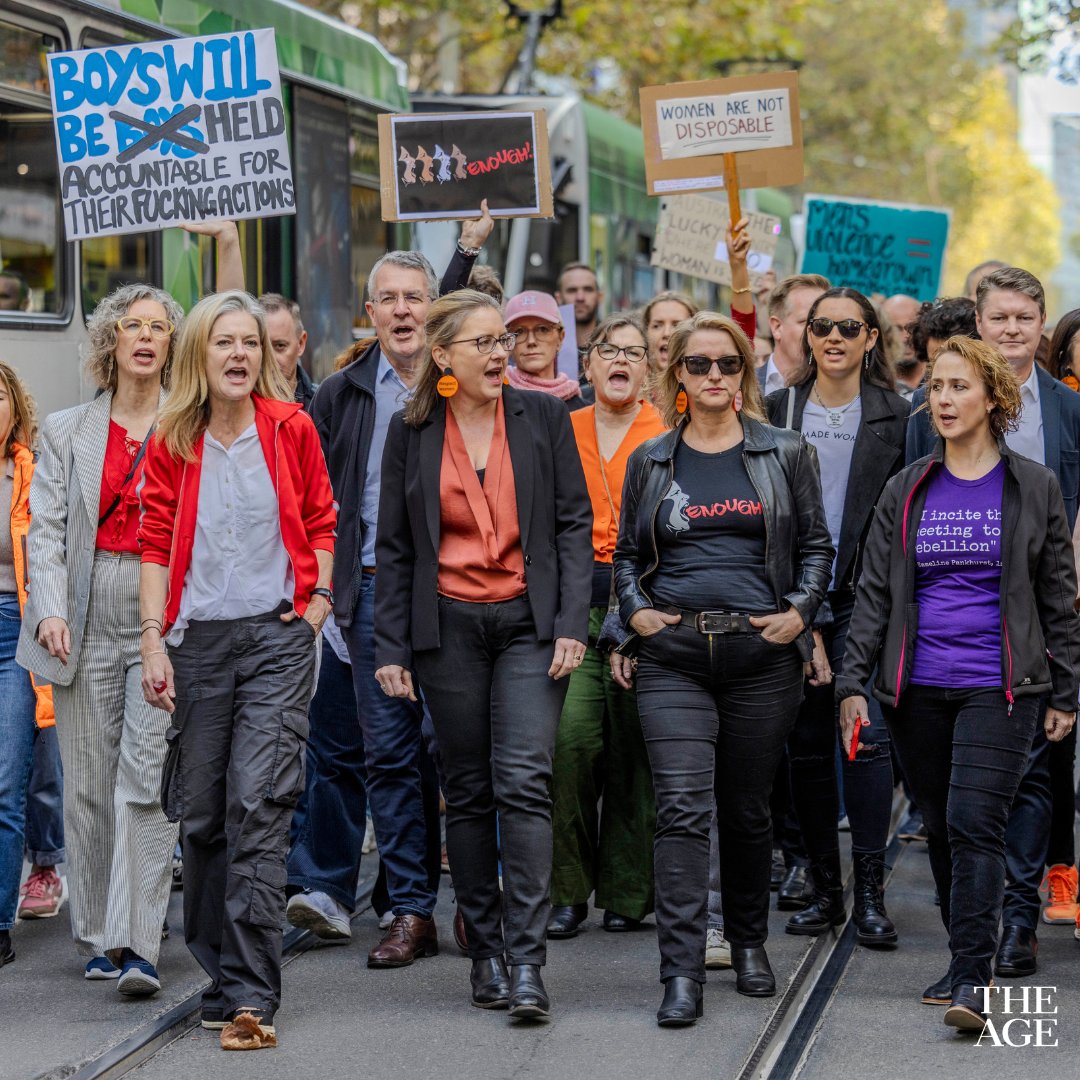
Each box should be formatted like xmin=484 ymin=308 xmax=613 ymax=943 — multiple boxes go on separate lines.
xmin=0 ymin=103 xmax=64 ymax=315
xmin=0 ymin=20 xmax=53 ymax=95
xmin=81 ymin=234 xmax=158 ymax=316
xmin=350 ymin=183 xmax=383 ymax=334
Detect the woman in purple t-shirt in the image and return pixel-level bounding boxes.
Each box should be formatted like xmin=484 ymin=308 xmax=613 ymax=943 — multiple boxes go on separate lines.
xmin=836 ymin=336 xmax=1080 ymax=1033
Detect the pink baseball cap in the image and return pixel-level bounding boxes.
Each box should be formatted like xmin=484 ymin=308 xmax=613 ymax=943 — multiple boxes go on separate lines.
xmin=503 ymin=290 xmax=562 ymax=327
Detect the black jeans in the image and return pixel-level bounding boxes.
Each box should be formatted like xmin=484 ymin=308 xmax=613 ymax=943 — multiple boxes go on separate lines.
xmin=1047 ymin=725 xmax=1077 ymax=867
xmin=787 ymin=590 xmax=893 ymax=861
xmin=886 ymin=685 xmax=1039 ymax=992
xmin=413 ymin=594 xmax=568 ymax=966
xmin=1002 ymin=719 xmax=1052 ymax=929
xmin=636 ymin=625 xmax=803 ymax=983
xmin=169 ymin=610 xmax=316 ymax=1023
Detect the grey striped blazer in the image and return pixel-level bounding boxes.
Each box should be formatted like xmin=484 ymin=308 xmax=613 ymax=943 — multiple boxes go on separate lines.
xmin=17 ymin=391 xmax=161 ymax=685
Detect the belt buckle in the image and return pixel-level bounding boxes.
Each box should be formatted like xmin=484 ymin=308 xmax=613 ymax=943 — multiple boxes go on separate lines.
xmin=696 ymin=611 xmax=733 ymax=634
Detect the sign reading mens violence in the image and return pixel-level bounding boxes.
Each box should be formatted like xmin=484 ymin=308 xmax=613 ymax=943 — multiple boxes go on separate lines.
xmin=48 ymin=29 xmax=295 ymax=240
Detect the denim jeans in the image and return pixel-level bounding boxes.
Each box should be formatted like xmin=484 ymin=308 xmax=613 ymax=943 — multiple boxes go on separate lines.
xmin=635 ymin=625 xmax=804 ymax=982
xmin=24 ymin=724 xmax=64 ymax=866
xmin=287 ymin=636 xmax=369 ymax=910
xmin=341 ymin=573 xmax=440 ymax=919
xmin=787 ymin=590 xmax=893 ymax=861
xmin=414 ymin=595 xmax=568 ymax=966
xmin=0 ymin=594 xmax=41 ymax=928
xmin=886 ymin=685 xmax=1040 ymax=992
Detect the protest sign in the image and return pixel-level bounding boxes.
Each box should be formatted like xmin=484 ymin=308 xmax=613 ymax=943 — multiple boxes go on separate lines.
xmin=800 ymin=195 xmax=950 ymax=302
xmin=378 ymin=111 xmax=553 ymax=221
xmin=651 ymin=195 xmax=780 ymax=287
xmin=640 ymin=72 xmax=803 ymax=196
xmin=48 ymin=29 xmax=294 ymax=241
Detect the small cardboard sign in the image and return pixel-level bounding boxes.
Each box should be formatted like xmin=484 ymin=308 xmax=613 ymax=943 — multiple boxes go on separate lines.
xmin=47 ymin=29 xmax=294 ymax=240
xmin=379 ymin=110 xmax=553 ymax=222
xmin=799 ymin=194 xmax=951 ymax=302
xmin=640 ymin=72 xmax=803 ymax=196
xmin=651 ymin=194 xmax=781 ymax=287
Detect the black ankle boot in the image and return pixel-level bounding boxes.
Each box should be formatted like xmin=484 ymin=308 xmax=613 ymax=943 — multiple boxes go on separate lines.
xmin=470 ymin=956 xmax=510 ymax=1009
xmin=731 ymin=945 xmax=776 ymax=996
xmin=785 ymin=854 xmax=846 ymax=936
xmin=656 ymin=976 xmax=703 ymax=1026
xmin=852 ymin=851 xmax=898 ymax=948
xmin=508 ymin=964 xmax=550 ymax=1019
xmin=0 ymin=930 xmax=13 ymax=967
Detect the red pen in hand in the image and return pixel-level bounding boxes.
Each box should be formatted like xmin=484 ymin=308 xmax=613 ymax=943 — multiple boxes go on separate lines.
xmin=848 ymin=716 xmax=868 ymax=761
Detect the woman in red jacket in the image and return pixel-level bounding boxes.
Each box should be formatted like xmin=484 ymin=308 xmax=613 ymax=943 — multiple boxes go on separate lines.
xmin=138 ymin=290 xmax=336 ymax=1051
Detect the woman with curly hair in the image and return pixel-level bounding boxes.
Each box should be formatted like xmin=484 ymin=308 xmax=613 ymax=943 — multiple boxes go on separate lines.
xmin=17 ymin=222 xmax=241 ymax=993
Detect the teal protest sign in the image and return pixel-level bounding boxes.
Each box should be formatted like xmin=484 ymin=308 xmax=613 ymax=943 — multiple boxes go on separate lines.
xmin=800 ymin=195 xmax=950 ymax=301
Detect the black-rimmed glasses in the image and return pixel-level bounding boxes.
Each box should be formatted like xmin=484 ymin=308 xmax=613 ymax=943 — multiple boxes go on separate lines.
xmin=593 ymin=342 xmax=647 ymax=363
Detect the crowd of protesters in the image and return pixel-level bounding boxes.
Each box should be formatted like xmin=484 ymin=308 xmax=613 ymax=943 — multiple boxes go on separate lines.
xmin=1 ymin=204 xmax=1080 ymax=1046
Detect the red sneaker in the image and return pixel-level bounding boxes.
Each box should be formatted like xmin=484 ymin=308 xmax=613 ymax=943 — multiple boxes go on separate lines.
xmin=18 ymin=868 xmax=66 ymax=919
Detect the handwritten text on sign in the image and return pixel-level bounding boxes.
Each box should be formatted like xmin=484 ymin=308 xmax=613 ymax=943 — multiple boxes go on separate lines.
xmin=48 ymin=29 xmax=294 ymax=240
xmin=656 ymin=88 xmax=793 ymax=161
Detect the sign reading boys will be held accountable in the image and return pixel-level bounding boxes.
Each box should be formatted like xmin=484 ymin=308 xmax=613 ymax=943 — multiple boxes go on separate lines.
xmin=48 ymin=29 xmax=294 ymax=240
xmin=800 ymin=195 xmax=950 ymax=302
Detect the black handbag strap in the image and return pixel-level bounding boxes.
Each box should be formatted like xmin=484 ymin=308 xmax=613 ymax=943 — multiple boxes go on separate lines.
xmin=98 ymin=425 xmax=154 ymax=528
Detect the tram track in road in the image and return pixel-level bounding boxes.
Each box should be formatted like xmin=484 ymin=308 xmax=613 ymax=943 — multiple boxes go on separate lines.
xmin=48 ymin=882 xmax=376 ymax=1080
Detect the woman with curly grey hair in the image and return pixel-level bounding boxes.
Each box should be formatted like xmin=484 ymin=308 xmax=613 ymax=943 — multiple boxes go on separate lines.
xmin=17 ymin=220 xmax=241 ymax=994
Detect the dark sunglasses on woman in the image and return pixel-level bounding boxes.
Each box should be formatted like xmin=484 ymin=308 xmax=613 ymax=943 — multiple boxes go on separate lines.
xmin=808 ymin=318 xmax=867 ymax=340
xmin=681 ymin=354 xmax=745 ymax=376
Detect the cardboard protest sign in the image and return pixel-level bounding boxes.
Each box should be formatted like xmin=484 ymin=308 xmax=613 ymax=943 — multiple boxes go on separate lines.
xmin=379 ymin=111 xmax=553 ymax=221
xmin=640 ymin=72 xmax=803 ymax=196
xmin=651 ymin=194 xmax=781 ymax=287
xmin=48 ymin=29 xmax=294 ymax=240
xmin=800 ymin=195 xmax=951 ymax=302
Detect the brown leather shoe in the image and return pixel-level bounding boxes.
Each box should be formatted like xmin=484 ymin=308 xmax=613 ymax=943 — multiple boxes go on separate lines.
xmin=453 ymin=906 xmax=469 ymax=955
xmin=367 ymin=914 xmax=439 ymax=968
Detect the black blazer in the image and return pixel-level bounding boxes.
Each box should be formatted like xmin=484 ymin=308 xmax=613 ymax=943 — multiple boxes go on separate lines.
xmin=766 ymin=379 xmax=910 ymax=592
xmin=374 ymin=387 xmax=594 ymax=668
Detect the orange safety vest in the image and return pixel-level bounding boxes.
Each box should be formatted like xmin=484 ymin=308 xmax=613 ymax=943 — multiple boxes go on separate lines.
xmin=10 ymin=441 xmax=54 ymax=728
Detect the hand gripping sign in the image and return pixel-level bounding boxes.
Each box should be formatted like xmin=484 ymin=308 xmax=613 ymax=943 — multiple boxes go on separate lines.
xmin=48 ymin=29 xmax=295 ymax=240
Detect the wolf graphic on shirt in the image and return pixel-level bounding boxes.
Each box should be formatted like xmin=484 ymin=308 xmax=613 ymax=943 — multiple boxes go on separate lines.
xmin=660 ymin=480 xmax=691 ymax=534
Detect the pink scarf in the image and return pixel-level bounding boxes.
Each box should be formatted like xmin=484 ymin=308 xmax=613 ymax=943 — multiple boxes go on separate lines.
xmin=506 ymin=365 xmax=582 ymax=401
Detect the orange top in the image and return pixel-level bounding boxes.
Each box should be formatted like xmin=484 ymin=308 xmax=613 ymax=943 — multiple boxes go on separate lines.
xmin=437 ymin=399 xmax=527 ymax=602
xmin=571 ymin=401 xmax=667 ymax=563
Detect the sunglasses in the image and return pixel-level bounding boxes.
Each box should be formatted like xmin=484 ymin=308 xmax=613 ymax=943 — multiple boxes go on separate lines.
xmin=808 ymin=318 xmax=867 ymax=340
xmin=681 ymin=354 xmax=745 ymax=376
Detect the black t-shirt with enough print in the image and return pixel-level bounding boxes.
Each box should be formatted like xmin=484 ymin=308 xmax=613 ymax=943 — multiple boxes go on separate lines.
xmin=649 ymin=441 xmax=777 ymax=613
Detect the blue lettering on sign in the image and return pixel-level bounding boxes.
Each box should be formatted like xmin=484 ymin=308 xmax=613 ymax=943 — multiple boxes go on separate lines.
xmin=162 ymin=42 xmax=204 ymax=99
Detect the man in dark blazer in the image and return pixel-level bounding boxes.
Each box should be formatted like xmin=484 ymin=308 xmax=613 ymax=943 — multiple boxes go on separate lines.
xmin=905 ymin=267 xmax=1080 ymax=979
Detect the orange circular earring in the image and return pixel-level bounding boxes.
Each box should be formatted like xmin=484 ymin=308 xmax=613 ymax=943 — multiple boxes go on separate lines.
xmin=437 ymin=367 xmax=459 ymax=397
xmin=675 ymin=383 xmax=688 ymax=414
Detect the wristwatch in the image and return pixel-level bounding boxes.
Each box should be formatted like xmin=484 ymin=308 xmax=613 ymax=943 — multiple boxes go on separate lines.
xmin=311 ymin=587 xmax=334 ymax=604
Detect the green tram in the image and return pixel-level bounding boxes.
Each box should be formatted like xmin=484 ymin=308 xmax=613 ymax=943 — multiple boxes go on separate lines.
xmin=0 ymin=0 xmax=409 ymax=410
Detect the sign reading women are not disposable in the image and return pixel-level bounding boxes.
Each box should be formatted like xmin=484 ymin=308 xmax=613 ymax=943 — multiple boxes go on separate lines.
xmin=48 ymin=29 xmax=295 ymax=240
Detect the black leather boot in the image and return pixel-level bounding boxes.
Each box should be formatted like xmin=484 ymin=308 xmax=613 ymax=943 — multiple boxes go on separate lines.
xmin=508 ymin=964 xmax=550 ymax=1019
xmin=776 ymin=864 xmax=814 ymax=910
xmin=731 ymin=945 xmax=776 ymax=996
xmin=785 ymin=853 xmax=846 ymax=936
xmin=852 ymin=851 xmax=898 ymax=948
xmin=656 ymin=976 xmax=703 ymax=1026
xmin=470 ymin=956 xmax=510 ymax=1009
xmin=546 ymin=903 xmax=588 ymax=939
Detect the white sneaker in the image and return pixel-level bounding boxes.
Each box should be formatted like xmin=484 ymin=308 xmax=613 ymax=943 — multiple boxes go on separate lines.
xmin=362 ymin=817 xmax=377 ymax=854
xmin=705 ymin=927 xmax=731 ymax=969
xmin=286 ymin=891 xmax=352 ymax=941
xmin=378 ymin=910 xmax=394 ymax=930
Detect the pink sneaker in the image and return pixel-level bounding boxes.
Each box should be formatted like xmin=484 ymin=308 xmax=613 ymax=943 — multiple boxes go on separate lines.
xmin=18 ymin=868 xmax=65 ymax=919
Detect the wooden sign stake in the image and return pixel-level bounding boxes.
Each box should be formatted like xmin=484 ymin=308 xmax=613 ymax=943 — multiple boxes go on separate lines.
xmin=723 ymin=153 xmax=742 ymax=233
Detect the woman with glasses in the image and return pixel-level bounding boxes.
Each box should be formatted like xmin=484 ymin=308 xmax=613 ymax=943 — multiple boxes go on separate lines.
xmin=765 ymin=287 xmax=909 ymax=948
xmin=503 ymin=290 xmax=585 ymax=410
xmin=546 ymin=314 xmax=666 ymax=940
xmin=374 ymin=290 xmax=592 ymax=1019
xmin=18 ymin=224 xmax=242 ymax=991
xmin=610 ymin=311 xmax=832 ymax=1024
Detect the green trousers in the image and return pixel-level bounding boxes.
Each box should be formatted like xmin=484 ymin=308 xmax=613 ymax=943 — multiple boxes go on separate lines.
xmin=550 ymin=606 xmax=655 ymax=919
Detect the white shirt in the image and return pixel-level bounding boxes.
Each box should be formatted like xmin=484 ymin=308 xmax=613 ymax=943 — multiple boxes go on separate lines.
xmin=167 ymin=424 xmax=292 ymax=645
xmin=1004 ymin=364 xmax=1045 ymax=465
xmin=763 ymin=355 xmax=786 ymax=396
xmin=801 ymin=394 xmax=862 ymax=589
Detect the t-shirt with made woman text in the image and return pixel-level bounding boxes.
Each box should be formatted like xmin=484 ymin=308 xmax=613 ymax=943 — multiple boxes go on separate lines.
xmin=910 ymin=460 xmax=1005 ymax=687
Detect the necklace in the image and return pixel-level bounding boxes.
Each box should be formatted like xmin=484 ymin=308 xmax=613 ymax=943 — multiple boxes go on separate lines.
xmin=813 ymin=383 xmax=860 ymax=429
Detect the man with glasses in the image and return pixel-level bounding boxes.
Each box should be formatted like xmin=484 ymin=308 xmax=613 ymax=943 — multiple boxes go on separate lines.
xmin=504 ymin=290 xmax=586 ymax=410
xmin=291 ymin=211 xmax=492 ymax=968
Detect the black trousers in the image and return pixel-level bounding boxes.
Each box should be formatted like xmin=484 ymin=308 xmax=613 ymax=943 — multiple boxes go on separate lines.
xmin=1047 ymin=725 xmax=1077 ymax=867
xmin=635 ymin=625 xmax=803 ymax=983
xmin=414 ymin=594 xmax=568 ymax=966
xmin=169 ymin=610 xmax=316 ymax=1022
xmin=886 ymin=685 xmax=1039 ymax=992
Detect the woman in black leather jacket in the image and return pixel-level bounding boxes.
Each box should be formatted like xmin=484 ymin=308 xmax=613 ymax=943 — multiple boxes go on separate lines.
xmin=610 ymin=311 xmax=833 ymax=1026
